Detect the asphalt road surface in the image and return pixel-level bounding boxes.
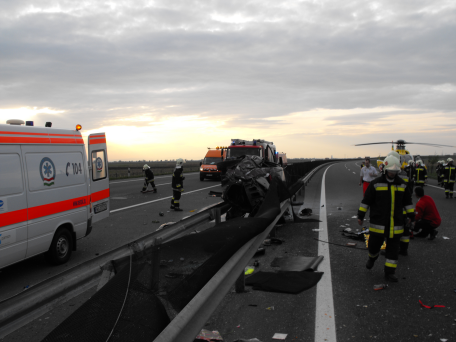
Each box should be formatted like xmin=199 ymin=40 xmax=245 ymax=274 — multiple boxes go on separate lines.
xmin=2 ymin=162 xmax=455 ymax=342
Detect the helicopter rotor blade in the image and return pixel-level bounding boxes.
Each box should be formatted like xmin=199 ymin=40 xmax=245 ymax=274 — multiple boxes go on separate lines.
xmin=401 ymin=142 xmax=456 ymax=148
xmin=354 ymin=142 xmax=393 ymax=146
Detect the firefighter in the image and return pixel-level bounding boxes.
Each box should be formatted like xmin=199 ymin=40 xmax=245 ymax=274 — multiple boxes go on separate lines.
xmin=405 ymin=160 xmax=415 ymax=189
xmin=443 ymin=158 xmax=456 ymax=199
xmin=170 ymin=158 xmax=185 ymax=211
xmin=414 ymin=160 xmax=427 ymax=187
xmin=436 ymin=160 xmax=445 ymax=187
xmin=141 ymin=164 xmax=157 ymax=193
xmin=357 ymin=155 xmax=415 ymax=282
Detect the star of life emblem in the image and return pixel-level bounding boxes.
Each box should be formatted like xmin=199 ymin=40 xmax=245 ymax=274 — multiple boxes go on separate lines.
xmin=40 ymin=157 xmax=56 ymax=186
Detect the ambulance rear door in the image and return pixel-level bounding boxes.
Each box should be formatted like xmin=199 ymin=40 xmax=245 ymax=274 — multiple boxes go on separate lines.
xmin=88 ymin=133 xmax=110 ymax=223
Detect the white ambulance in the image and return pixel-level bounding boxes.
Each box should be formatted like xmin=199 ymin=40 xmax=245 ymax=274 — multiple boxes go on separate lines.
xmin=0 ymin=120 xmax=110 ymax=269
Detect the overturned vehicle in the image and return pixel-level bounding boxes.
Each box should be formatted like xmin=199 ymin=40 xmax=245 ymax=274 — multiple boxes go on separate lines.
xmin=216 ymin=155 xmax=295 ymax=220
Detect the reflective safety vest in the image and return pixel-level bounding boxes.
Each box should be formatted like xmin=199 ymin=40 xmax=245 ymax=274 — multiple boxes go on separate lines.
xmin=414 ymin=167 xmax=427 ymax=184
xmin=358 ymin=174 xmax=415 ymax=238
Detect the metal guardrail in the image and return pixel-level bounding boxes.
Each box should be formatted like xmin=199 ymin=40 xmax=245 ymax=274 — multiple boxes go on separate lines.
xmin=154 ymin=161 xmax=335 ymax=342
xmin=0 ymin=201 xmax=230 ymax=339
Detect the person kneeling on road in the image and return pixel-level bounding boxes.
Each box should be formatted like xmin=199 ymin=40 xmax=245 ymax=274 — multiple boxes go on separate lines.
xmin=413 ymin=187 xmax=441 ymax=240
xmin=357 ymin=155 xmax=415 ymax=282
xmin=170 ymin=158 xmax=185 ymax=211
xmin=141 ymin=164 xmax=157 ymax=193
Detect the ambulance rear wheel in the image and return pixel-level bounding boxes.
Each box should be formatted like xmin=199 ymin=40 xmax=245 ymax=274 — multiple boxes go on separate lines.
xmin=46 ymin=228 xmax=73 ymax=265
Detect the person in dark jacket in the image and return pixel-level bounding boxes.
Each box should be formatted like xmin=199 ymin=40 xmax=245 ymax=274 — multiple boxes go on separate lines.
xmin=413 ymin=186 xmax=441 ymax=240
xmin=404 ymin=160 xmax=415 ymax=190
xmin=436 ymin=160 xmax=445 ymax=187
xmin=170 ymin=158 xmax=185 ymax=211
xmin=141 ymin=164 xmax=157 ymax=193
xmin=357 ymin=155 xmax=415 ymax=282
xmin=443 ymin=158 xmax=455 ymax=199
xmin=414 ymin=160 xmax=427 ymax=187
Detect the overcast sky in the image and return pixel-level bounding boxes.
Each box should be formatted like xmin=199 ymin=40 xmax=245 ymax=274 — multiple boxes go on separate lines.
xmin=1 ymin=0 xmax=456 ymax=160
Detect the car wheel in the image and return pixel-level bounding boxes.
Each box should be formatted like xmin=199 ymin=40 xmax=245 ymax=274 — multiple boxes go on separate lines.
xmin=200 ymin=175 xmax=205 ymax=181
xmin=46 ymin=228 xmax=73 ymax=265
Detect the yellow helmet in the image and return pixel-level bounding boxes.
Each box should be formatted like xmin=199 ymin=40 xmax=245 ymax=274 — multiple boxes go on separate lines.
xmin=383 ymin=155 xmax=401 ymax=172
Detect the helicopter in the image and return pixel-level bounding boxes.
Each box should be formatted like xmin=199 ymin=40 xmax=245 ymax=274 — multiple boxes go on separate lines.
xmin=355 ymin=140 xmax=455 ymax=169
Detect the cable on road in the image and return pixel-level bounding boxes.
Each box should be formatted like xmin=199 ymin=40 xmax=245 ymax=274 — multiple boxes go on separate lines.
xmin=313 ymin=238 xmax=368 ymax=250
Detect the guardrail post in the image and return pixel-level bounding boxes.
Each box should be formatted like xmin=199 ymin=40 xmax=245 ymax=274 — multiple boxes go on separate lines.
xmin=215 ymin=207 xmax=221 ymax=225
xmin=235 ymin=271 xmax=245 ymax=293
xmin=151 ymin=238 xmax=162 ymax=292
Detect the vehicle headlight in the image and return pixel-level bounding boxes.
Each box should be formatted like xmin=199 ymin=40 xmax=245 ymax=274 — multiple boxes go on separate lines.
xmin=200 ymin=167 xmax=203 ymax=171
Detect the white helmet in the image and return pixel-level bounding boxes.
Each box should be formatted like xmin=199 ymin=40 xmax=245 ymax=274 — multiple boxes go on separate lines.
xmin=387 ymin=151 xmax=401 ymax=160
xmin=176 ymin=158 xmax=184 ymax=167
xmin=416 ymin=160 xmax=422 ymax=166
xmin=383 ymin=155 xmax=401 ymax=172
xmin=448 ymin=158 xmax=454 ymax=163
xmin=143 ymin=164 xmax=150 ymax=170
xmin=408 ymin=160 xmax=415 ymax=166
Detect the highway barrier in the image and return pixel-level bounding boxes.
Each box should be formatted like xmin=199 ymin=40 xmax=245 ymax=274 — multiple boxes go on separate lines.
xmin=0 ymin=159 xmax=346 ymax=340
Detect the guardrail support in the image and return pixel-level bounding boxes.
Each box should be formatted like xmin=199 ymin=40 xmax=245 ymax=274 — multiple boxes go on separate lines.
xmin=214 ymin=208 xmax=221 ymax=225
xmin=235 ymin=271 xmax=245 ymax=293
xmin=151 ymin=238 xmax=162 ymax=292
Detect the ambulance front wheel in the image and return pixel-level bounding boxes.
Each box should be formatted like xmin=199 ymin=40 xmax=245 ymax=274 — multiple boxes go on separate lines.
xmin=46 ymin=227 xmax=73 ymax=265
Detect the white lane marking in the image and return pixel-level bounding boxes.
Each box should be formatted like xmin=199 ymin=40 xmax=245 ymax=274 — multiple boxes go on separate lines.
xmin=315 ymin=164 xmax=337 ymax=342
xmin=110 ymin=172 xmax=198 ymax=185
xmin=426 ymin=184 xmax=444 ymax=190
xmin=110 ymin=185 xmax=220 ymax=213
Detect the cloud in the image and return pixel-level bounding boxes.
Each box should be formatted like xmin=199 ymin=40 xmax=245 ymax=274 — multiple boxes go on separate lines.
xmin=1 ymin=0 xmax=456 ymax=158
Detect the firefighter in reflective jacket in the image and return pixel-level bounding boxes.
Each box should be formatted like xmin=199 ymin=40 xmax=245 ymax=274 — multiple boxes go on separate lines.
xmin=436 ymin=160 xmax=445 ymax=187
xmin=357 ymin=155 xmax=415 ymax=282
xmin=397 ymin=159 xmax=414 ymax=255
xmin=141 ymin=164 xmax=157 ymax=193
xmin=405 ymin=160 xmax=415 ymax=189
xmin=443 ymin=158 xmax=456 ymax=199
xmin=170 ymin=158 xmax=185 ymax=211
xmin=414 ymin=160 xmax=427 ymax=187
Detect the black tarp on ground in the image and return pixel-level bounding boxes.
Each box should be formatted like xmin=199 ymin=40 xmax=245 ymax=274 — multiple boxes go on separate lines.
xmin=245 ymin=271 xmax=324 ymax=294
xmin=270 ymin=256 xmax=324 ymax=272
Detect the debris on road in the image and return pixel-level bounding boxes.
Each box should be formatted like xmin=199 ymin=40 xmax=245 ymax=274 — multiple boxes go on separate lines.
xmin=234 ymin=339 xmax=262 ymax=342
xmin=254 ymin=247 xmax=266 ymax=256
xmin=159 ymin=212 xmax=164 ymax=216
xmin=248 ymin=304 xmax=258 ymax=307
xmin=253 ymin=260 xmax=259 ymax=267
xmin=419 ymin=299 xmax=446 ymax=309
xmin=373 ymin=284 xmax=388 ymax=291
xmin=312 ymin=229 xmax=323 ymax=232
xmin=272 ymin=333 xmax=287 ymax=340
xmin=299 ymin=208 xmax=312 ymax=216
xmin=443 ymin=236 xmax=450 ymax=239
xmin=245 ymin=266 xmax=255 ymax=275
xmin=263 ymin=239 xmax=271 ymax=246
xmin=266 ymin=306 xmax=275 ymax=311
xmin=321 ymin=205 xmax=324 ymax=207
xmin=190 ymin=210 xmax=196 ymax=212
xmin=271 ymin=256 xmax=323 ymax=272
xmin=270 ymin=237 xmax=283 ymax=244
xmin=151 ymin=220 xmax=160 ymax=223
xmin=346 ymin=243 xmax=357 ymax=247
xmin=195 ymin=329 xmax=224 ymax=341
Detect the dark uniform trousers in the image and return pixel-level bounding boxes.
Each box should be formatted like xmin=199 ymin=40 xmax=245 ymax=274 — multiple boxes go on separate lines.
xmin=443 ymin=165 xmax=455 ymax=198
xmin=171 ymin=189 xmax=182 ymax=208
xmin=368 ymin=233 xmax=400 ymax=274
